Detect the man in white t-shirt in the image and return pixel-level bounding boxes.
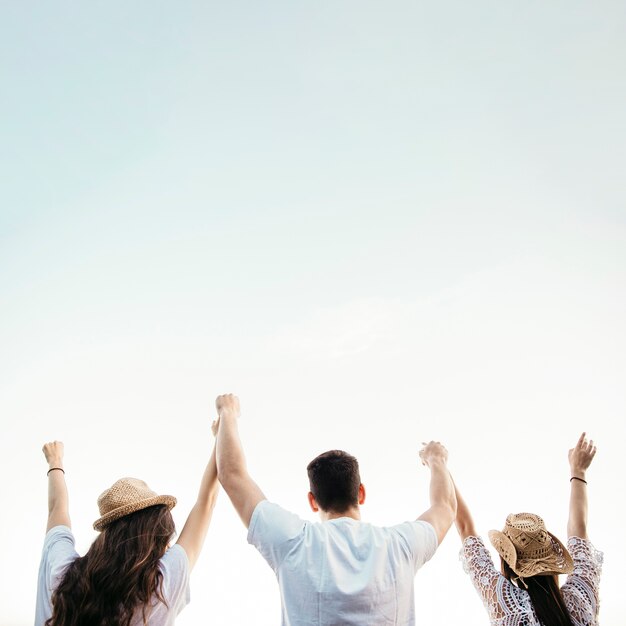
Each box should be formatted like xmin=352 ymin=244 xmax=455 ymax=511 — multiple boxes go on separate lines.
xmin=214 ymin=394 xmax=457 ymax=626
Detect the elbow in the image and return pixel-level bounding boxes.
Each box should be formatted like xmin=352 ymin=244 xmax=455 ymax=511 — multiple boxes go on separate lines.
xmin=436 ymin=501 xmax=457 ymax=534
xmin=456 ymin=519 xmax=477 ymax=539
xmin=567 ymin=523 xmax=588 ymax=540
xmin=217 ymin=465 xmax=246 ymax=491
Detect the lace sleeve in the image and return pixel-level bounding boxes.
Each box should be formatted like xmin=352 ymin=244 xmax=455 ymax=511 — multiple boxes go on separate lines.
xmin=561 ymin=537 xmax=603 ymax=625
xmin=460 ymin=536 xmax=534 ymax=624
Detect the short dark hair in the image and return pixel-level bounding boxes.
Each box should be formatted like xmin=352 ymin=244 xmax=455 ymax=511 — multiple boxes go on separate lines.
xmin=306 ymin=450 xmax=361 ymax=513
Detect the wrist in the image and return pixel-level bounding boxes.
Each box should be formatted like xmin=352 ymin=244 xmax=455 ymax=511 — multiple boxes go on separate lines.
xmin=48 ymin=460 xmax=64 ymax=470
xmin=570 ymin=469 xmax=586 ymax=479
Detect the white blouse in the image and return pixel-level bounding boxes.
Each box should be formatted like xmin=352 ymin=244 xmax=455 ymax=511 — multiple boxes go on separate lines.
xmin=460 ymin=535 xmax=602 ymax=626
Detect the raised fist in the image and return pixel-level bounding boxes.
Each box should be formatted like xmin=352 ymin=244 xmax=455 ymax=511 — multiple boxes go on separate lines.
xmin=418 ymin=441 xmax=448 ymax=467
xmin=215 ymin=394 xmax=240 ymax=420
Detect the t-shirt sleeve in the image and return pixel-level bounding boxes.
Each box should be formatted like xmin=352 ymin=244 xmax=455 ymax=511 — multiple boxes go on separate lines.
xmin=41 ymin=525 xmax=80 ymax=585
xmin=159 ymin=544 xmax=191 ymax=615
xmin=392 ymin=520 xmax=439 ymax=572
xmin=35 ymin=526 xmax=80 ymax=626
xmin=247 ymin=500 xmax=306 ymax=572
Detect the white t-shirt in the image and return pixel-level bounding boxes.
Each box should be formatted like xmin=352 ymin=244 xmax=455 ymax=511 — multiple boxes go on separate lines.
xmin=35 ymin=525 xmax=190 ymax=626
xmin=247 ymin=500 xmax=438 ymax=626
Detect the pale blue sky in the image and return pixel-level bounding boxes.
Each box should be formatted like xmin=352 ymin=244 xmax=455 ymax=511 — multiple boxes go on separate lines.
xmin=1 ymin=2 xmax=625 ymax=625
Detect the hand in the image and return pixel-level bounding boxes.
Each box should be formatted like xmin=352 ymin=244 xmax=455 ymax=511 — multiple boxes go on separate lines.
xmin=419 ymin=441 xmax=448 ymax=467
xmin=216 ymin=394 xmax=240 ymax=421
xmin=568 ymin=432 xmax=596 ymax=477
xmin=42 ymin=441 xmax=64 ymax=468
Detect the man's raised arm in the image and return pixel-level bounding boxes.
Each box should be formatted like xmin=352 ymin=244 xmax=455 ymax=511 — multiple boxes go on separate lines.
xmin=417 ymin=441 xmax=457 ymax=545
xmin=215 ymin=394 xmax=266 ymax=528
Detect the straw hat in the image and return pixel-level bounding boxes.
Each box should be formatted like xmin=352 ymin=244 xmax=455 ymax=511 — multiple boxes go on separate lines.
xmin=93 ymin=478 xmax=176 ymax=531
xmin=488 ymin=512 xmax=573 ymax=578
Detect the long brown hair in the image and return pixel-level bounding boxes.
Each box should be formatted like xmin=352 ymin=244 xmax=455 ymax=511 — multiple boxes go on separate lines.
xmin=46 ymin=505 xmax=176 ymax=626
xmin=501 ymin=560 xmax=574 ymax=626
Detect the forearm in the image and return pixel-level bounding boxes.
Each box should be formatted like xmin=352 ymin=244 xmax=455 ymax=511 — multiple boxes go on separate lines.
xmin=453 ymin=483 xmax=477 ymax=540
xmin=429 ymin=460 xmax=456 ymax=516
xmin=418 ymin=458 xmax=457 ymax=544
xmin=46 ymin=465 xmax=70 ymax=531
xmin=567 ymin=472 xmax=588 ymax=539
xmin=216 ymin=414 xmax=249 ymax=483
xmin=196 ymin=444 xmax=219 ymax=507
xmin=176 ymin=444 xmax=219 ymax=569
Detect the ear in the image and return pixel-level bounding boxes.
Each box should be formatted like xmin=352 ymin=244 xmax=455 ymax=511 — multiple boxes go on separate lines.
xmin=307 ymin=492 xmax=319 ymax=513
xmin=358 ymin=483 xmax=366 ymax=505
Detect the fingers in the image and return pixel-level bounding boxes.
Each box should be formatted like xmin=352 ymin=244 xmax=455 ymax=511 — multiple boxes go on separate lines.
xmin=42 ymin=441 xmax=64 ymax=464
xmin=418 ymin=440 xmax=448 ymax=467
xmin=569 ymin=433 xmax=597 ymax=472
xmin=575 ymin=432 xmax=597 ymax=455
xmin=215 ymin=393 xmax=241 ymax=419
xmin=579 ymin=433 xmax=597 ymax=455
xmin=42 ymin=440 xmax=63 ymax=451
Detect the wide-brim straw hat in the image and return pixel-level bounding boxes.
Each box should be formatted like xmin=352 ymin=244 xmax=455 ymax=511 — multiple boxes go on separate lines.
xmin=94 ymin=477 xmax=176 ymax=531
xmin=488 ymin=512 xmax=573 ymax=578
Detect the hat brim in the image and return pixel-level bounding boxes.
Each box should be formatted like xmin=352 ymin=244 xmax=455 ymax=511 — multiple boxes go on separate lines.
xmin=93 ymin=495 xmax=176 ymax=531
xmin=488 ymin=529 xmax=518 ymax=572
xmin=488 ymin=529 xmax=574 ymax=577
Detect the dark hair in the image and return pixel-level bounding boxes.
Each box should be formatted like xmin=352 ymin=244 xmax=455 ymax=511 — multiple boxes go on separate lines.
xmin=46 ymin=505 xmax=175 ymax=626
xmin=306 ymin=449 xmax=361 ymax=513
xmin=501 ymin=560 xmax=574 ymax=626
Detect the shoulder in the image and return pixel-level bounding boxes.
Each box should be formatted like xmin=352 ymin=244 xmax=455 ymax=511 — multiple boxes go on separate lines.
xmin=39 ymin=525 xmax=80 ymax=594
xmin=160 ymin=544 xmax=190 ymax=575
xmin=382 ymin=520 xmax=439 ymax=568
xmin=157 ymin=544 xmax=191 ymax=613
xmin=246 ymin=501 xmax=308 ymax=571
xmin=42 ymin=525 xmax=78 ymax=566
xmin=562 ymin=536 xmax=603 ymax=614
xmin=248 ymin=500 xmax=306 ymax=540
xmin=390 ymin=520 xmax=438 ymax=548
xmin=43 ymin=525 xmax=75 ymax=549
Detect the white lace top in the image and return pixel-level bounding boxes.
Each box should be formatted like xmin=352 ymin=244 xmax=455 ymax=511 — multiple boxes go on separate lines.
xmin=461 ymin=536 xmax=602 ymax=626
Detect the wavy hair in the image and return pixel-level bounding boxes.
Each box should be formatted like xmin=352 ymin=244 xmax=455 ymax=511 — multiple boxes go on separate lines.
xmin=501 ymin=560 xmax=574 ymax=626
xmin=46 ymin=505 xmax=175 ymax=626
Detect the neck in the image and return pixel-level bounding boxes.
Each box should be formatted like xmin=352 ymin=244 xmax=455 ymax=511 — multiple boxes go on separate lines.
xmin=319 ymin=506 xmax=361 ymax=522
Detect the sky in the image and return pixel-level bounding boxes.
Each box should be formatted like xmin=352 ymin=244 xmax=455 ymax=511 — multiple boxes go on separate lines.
xmin=1 ymin=2 xmax=625 ymax=625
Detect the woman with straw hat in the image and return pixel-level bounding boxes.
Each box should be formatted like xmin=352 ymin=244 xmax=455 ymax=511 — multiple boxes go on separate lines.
xmin=35 ymin=419 xmax=220 ymax=626
xmin=453 ymin=433 xmax=602 ymax=626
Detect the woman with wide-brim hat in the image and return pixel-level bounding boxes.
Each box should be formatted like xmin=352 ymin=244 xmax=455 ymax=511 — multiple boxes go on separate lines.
xmin=453 ymin=433 xmax=602 ymax=626
xmin=35 ymin=417 xmax=221 ymax=626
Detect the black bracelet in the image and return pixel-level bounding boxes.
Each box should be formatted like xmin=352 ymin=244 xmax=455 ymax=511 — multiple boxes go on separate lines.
xmin=47 ymin=467 xmax=65 ymax=476
xmin=570 ymin=476 xmax=587 ymax=485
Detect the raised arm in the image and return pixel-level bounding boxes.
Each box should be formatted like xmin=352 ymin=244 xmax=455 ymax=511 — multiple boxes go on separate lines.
xmin=567 ymin=432 xmax=596 ymax=539
xmin=417 ymin=441 xmax=457 ymax=545
xmin=176 ymin=423 xmax=220 ymax=570
xmin=215 ymin=394 xmax=266 ymax=528
xmin=453 ymin=480 xmax=478 ymax=541
xmin=42 ymin=441 xmax=71 ymax=532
